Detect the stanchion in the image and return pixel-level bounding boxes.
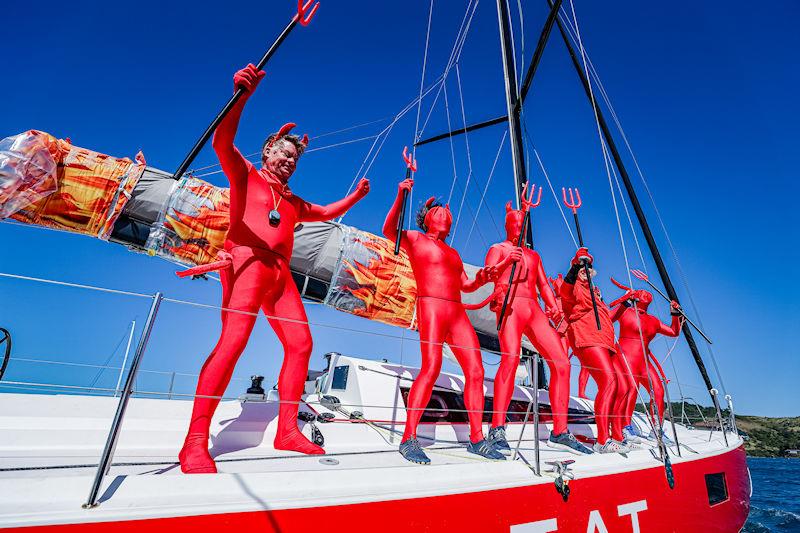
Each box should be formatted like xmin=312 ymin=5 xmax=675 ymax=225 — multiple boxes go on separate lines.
xmin=662 ymin=377 xmax=681 ymax=457
xmin=710 ymin=388 xmax=729 ymax=447
xmin=83 ymin=293 xmax=163 ymax=509
xmin=725 ymin=394 xmax=738 ymax=434
xmin=512 ymin=353 xmax=540 ymax=475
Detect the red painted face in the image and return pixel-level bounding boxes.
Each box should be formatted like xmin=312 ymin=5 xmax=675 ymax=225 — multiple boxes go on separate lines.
xmin=424 ymin=205 xmax=452 ymax=237
xmin=264 ymin=140 xmax=299 ymax=182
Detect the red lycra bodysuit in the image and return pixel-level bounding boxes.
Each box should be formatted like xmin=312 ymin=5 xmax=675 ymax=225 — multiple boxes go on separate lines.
xmin=178 ymin=65 xmax=369 ymax=473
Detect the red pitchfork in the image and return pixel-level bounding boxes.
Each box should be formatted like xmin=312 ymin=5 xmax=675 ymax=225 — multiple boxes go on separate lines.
xmin=394 ymin=147 xmax=418 ymax=255
xmin=630 ymin=269 xmax=713 ymax=344
xmin=562 ymin=186 xmax=601 ymax=330
xmin=173 ymin=1 xmax=321 ymax=180
xmin=497 ymin=182 xmax=542 ymax=331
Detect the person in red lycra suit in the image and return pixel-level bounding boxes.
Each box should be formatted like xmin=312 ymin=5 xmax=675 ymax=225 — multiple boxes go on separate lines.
xmin=178 ymin=65 xmax=370 ymax=473
xmin=559 ymin=248 xmax=629 ymax=454
xmin=608 ymin=279 xmax=682 ymax=443
xmin=549 ymin=274 xmax=591 ymax=400
xmin=482 ymin=193 xmax=591 ymax=455
xmin=383 ymin=178 xmax=509 ymax=464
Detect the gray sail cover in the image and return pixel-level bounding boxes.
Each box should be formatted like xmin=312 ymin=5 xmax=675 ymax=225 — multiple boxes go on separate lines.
xmin=110 ymin=167 xmax=532 ymax=353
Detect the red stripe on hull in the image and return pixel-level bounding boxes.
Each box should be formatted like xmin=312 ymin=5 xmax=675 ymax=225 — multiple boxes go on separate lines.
xmin=5 ymin=446 xmax=750 ymax=533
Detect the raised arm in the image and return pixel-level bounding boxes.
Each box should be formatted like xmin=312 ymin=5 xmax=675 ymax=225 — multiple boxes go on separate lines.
xmin=657 ymin=301 xmax=684 ymax=337
xmin=211 ymin=64 xmax=264 ymax=185
xmin=383 ymin=178 xmax=413 ymax=242
xmin=299 ymin=178 xmax=370 ymax=223
xmin=610 ymin=302 xmax=629 ymax=323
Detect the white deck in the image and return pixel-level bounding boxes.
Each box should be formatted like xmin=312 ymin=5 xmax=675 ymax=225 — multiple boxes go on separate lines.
xmin=0 ymin=355 xmax=741 ymax=528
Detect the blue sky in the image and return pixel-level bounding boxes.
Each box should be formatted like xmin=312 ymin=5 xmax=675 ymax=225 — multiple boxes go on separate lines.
xmin=1 ymin=1 xmax=797 ymax=417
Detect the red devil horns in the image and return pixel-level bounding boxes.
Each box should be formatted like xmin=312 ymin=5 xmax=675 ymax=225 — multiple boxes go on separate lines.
xmin=268 ymin=122 xmax=310 ymax=149
xmin=610 ymin=276 xmax=632 ymax=292
xmin=425 ymin=196 xmax=436 ymax=208
xmin=609 ymin=276 xmax=637 ymax=308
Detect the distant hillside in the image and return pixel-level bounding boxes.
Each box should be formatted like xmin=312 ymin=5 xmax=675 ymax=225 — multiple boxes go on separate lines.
xmin=637 ymin=402 xmax=800 ymax=457
xmin=735 ymin=415 xmax=800 ymax=457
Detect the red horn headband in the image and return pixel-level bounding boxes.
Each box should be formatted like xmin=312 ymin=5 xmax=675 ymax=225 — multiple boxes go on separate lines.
xmin=267 ymin=122 xmax=309 ymax=148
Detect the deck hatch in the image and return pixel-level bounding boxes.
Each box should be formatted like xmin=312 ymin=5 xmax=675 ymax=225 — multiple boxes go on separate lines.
xmin=705 ymin=472 xmax=729 ymax=506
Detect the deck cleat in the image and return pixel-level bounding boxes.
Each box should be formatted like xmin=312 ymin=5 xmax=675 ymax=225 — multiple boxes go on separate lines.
xmin=488 ymin=426 xmax=512 ymax=454
xmin=399 ymin=438 xmax=431 ymax=465
xmin=548 ymin=431 xmax=593 ymax=455
xmin=545 ymin=460 xmax=576 ymax=502
xmin=467 ymin=438 xmax=506 ymax=460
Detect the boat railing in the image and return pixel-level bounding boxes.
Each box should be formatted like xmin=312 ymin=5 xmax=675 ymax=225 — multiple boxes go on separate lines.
xmin=0 ymin=270 xmax=736 ymax=509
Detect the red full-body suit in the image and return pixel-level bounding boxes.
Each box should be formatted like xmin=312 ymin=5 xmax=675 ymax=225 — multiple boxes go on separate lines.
xmin=384 ymin=182 xmax=498 ymax=445
xmin=610 ymin=284 xmax=681 ymax=433
xmin=179 ymin=65 xmax=369 ymax=473
xmin=484 ymin=203 xmax=571 ymax=436
xmin=559 ymin=249 xmax=619 ymax=445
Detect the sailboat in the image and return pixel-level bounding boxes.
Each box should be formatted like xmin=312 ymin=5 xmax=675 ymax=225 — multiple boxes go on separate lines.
xmin=0 ymin=1 xmax=751 ymax=531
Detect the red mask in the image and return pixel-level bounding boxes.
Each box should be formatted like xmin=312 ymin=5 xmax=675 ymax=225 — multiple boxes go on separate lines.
xmin=504 ymin=202 xmax=526 ymax=243
xmin=422 ymin=197 xmax=452 ymax=238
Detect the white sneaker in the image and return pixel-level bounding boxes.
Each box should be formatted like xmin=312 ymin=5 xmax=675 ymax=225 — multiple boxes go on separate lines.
xmin=623 ymin=424 xmax=644 ymax=443
xmin=593 ymin=439 xmax=631 ymax=454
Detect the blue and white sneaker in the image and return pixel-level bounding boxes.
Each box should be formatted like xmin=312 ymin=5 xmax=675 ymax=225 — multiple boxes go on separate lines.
xmin=467 ymin=438 xmax=506 ymax=460
xmin=623 ymin=424 xmax=645 ymax=443
xmin=593 ymin=439 xmax=631 ymax=454
xmin=548 ymin=432 xmax=593 ymax=455
xmin=399 ymin=438 xmax=431 ymax=465
xmin=488 ymin=426 xmax=511 ymax=455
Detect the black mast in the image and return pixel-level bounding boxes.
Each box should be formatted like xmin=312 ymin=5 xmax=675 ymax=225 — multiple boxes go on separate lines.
xmin=496 ymin=0 xmax=546 ymax=386
xmin=548 ymin=1 xmax=715 ymax=397
xmin=496 ymin=0 xmax=528 ymax=208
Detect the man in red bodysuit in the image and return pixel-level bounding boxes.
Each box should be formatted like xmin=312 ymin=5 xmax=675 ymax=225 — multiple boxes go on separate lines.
xmin=178 ymin=65 xmax=370 ymax=473
xmin=549 ymin=275 xmax=591 ymax=400
xmin=384 ymin=178 xmax=507 ymax=464
xmin=482 ymin=198 xmax=592 ymax=455
xmin=560 ymin=248 xmax=629 ymax=454
xmin=608 ymin=280 xmax=682 ymax=444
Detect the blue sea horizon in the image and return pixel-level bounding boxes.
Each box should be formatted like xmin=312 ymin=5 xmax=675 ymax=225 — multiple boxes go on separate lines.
xmin=744 ymin=457 xmax=800 ymax=532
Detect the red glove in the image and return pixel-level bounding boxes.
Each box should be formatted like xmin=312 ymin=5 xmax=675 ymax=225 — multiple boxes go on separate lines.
xmin=355 ymin=178 xmax=371 ymax=198
xmin=670 ymin=300 xmax=683 ymax=316
xmin=234 ymin=64 xmax=266 ymax=94
xmin=571 ymin=247 xmax=593 ymax=266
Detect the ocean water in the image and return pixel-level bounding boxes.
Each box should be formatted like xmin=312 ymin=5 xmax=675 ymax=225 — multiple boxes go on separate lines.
xmin=744 ymin=457 xmax=800 ymax=532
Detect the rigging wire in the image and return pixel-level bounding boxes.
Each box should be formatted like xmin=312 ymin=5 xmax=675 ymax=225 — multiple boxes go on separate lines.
xmin=464 ymin=131 xmax=507 ymax=246
xmin=559 ymin=8 xmax=727 ymax=394
xmin=567 ymin=0 xmax=660 ymax=437
xmin=449 ymin=64 xmax=475 ymax=243
xmin=556 ymin=8 xmax=723 ymax=396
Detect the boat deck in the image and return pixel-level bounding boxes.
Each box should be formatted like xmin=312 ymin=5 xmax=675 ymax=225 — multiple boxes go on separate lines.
xmin=0 ymin=392 xmax=741 ymax=529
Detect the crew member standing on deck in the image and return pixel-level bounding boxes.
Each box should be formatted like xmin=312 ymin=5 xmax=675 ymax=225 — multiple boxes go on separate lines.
xmin=483 ymin=196 xmax=592 ymax=455
xmin=559 ymin=248 xmax=630 ymax=454
xmin=384 ymin=177 xmax=509 ymax=465
xmin=178 ymin=65 xmax=370 ymax=473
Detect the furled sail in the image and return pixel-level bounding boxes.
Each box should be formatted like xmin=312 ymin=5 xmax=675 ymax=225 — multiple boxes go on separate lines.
xmin=1 ymin=131 xmax=526 ymax=353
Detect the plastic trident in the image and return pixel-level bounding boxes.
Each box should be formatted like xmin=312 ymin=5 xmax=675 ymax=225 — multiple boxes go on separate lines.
xmin=497 ymin=182 xmax=542 ymax=331
xmin=173 ymin=0 xmax=321 ymax=180
xmin=294 ymin=0 xmax=320 ymax=26
xmin=394 ymin=147 xmax=418 ymax=255
xmin=561 ymin=187 xmax=602 ymax=330
xmin=630 ymin=269 xmax=713 ymax=344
